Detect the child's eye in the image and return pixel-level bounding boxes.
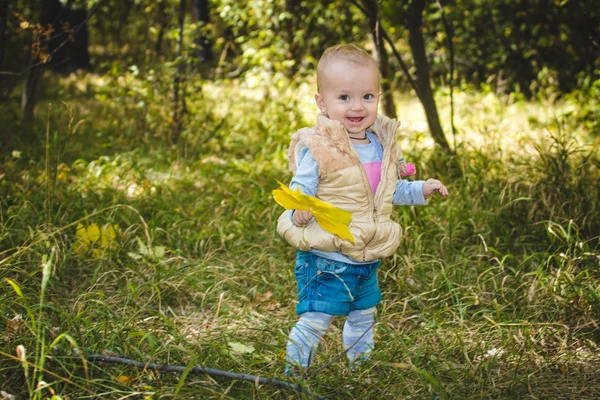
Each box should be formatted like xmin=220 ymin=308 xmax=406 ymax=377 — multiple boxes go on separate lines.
xmin=339 ymin=95 xmax=350 ymax=101
xmin=364 ymin=94 xmax=375 ymax=100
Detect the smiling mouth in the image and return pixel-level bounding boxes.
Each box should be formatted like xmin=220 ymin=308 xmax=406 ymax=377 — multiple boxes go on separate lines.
xmin=347 ymin=117 xmax=364 ymax=123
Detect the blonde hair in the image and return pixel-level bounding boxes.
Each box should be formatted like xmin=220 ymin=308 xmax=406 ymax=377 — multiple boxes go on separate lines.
xmin=316 ymin=44 xmax=378 ymax=92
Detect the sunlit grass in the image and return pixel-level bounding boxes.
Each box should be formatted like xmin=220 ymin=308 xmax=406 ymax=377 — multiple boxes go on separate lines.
xmin=1 ymin=72 xmax=599 ymax=398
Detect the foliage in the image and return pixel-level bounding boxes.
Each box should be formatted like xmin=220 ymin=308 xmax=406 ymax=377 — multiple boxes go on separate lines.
xmin=1 ymin=78 xmax=600 ymax=398
xmin=563 ymin=71 xmax=600 ymax=138
xmin=213 ymin=0 xmax=367 ymax=82
xmin=382 ymin=0 xmax=600 ymax=96
xmin=1 ymin=0 xmax=599 ymax=398
xmin=2 ymin=0 xmax=599 ymax=103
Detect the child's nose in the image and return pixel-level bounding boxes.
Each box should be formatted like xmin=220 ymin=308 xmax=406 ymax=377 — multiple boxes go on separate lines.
xmin=351 ymin=100 xmax=364 ymax=110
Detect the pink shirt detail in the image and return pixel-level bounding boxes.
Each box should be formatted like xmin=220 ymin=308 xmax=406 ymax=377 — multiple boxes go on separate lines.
xmin=362 ymin=162 xmax=382 ymax=194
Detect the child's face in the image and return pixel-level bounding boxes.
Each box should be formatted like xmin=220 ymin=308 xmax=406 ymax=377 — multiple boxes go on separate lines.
xmin=315 ymin=59 xmax=379 ymax=136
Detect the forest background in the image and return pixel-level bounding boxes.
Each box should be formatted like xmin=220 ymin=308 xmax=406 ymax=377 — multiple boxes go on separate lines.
xmin=1 ymin=0 xmax=599 ymax=399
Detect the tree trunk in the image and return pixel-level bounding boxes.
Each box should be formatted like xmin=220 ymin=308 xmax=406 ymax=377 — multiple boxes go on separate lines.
xmin=155 ymin=0 xmax=169 ymax=56
xmin=282 ymin=0 xmax=302 ymax=77
xmin=117 ymin=0 xmax=135 ymax=47
xmin=21 ymin=0 xmax=59 ymax=121
xmin=191 ymin=0 xmax=212 ymax=63
xmin=407 ymin=0 xmax=450 ymax=150
xmin=374 ymin=35 xmax=396 ymax=119
xmin=171 ymin=0 xmax=185 ymax=144
xmin=360 ymin=0 xmax=397 ymax=119
xmin=0 ymin=0 xmax=9 ymax=69
xmin=39 ymin=0 xmax=91 ymax=74
xmin=22 ymin=63 xmax=40 ymax=122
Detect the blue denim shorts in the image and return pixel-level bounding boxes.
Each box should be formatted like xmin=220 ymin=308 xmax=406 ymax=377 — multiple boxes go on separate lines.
xmin=294 ymin=251 xmax=382 ymax=316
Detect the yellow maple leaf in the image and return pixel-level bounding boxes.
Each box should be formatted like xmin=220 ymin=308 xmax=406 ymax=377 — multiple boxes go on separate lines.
xmin=75 ymin=223 xmax=119 ymax=256
xmin=272 ymin=181 xmax=355 ymax=243
xmin=100 ymin=224 xmax=118 ymax=248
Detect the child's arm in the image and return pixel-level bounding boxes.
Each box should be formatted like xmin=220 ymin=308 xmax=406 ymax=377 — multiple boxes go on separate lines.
xmin=393 ymin=180 xmax=427 ymax=206
xmin=393 ymin=178 xmax=448 ymax=206
xmin=289 ymin=147 xmax=319 ymax=226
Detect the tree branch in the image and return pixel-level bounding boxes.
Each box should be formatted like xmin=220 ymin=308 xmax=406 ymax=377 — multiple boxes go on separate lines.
xmin=379 ymin=26 xmax=422 ymax=100
xmin=347 ymin=0 xmax=420 ymax=99
xmin=86 ymin=353 xmax=327 ymax=399
xmin=1 ymin=0 xmax=109 ymax=95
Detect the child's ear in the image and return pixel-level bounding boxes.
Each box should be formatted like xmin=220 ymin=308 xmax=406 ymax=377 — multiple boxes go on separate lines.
xmin=314 ymin=93 xmax=326 ymax=113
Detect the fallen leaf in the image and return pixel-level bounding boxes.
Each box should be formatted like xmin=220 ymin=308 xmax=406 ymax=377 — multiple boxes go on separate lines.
xmin=277 ymin=349 xmax=286 ymax=360
xmin=1 ymin=390 xmax=16 ymax=400
xmin=75 ymin=223 xmax=119 ymax=257
xmin=560 ymin=365 xmax=567 ymax=375
xmin=3 ymin=314 xmax=25 ymax=342
xmin=153 ymin=246 xmax=166 ymax=259
xmin=255 ymin=291 xmax=273 ymax=302
xmin=265 ymin=301 xmax=280 ymax=311
xmin=116 ymin=375 xmax=135 ymax=385
xmin=228 ymin=342 xmax=255 ymax=355
xmin=387 ymin=362 xmax=413 ymax=370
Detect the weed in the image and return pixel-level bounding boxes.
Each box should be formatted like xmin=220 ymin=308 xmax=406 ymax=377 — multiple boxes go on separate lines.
xmin=1 ymin=80 xmax=599 ymax=399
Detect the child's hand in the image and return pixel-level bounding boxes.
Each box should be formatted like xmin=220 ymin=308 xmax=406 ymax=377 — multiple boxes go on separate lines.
xmin=423 ymin=179 xmax=449 ymax=199
xmin=293 ymin=210 xmax=314 ymax=227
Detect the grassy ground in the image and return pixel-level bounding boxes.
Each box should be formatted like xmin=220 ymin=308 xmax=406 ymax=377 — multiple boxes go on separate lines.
xmin=1 ymin=73 xmax=599 ymax=399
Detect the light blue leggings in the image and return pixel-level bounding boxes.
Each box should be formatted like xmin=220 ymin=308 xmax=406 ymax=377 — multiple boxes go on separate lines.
xmin=285 ymin=307 xmax=376 ymax=373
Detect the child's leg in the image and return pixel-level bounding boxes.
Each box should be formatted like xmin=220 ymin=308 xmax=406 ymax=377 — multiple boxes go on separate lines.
xmin=343 ymin=307 xmax=376 ymax=365
xmin=286 ymin=312 xmax=333 ymax=373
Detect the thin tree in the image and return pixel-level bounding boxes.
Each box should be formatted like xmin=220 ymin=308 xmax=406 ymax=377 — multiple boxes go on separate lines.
xmin=171 ymin=0 xmax=186 ymax=144
xmin=351 ymin=0 xmax=451 ymax=152
xmin=22 ymin=0 xmax=60 ymax=122
xmin=21 ymin=0 xmax=98 ymax=121
xmin=116 ymin=0 xmax=135 ymax=47
xmin=155 ymin=0 xmax=170 ymax=56
xmin=360 ymin=0 xmax=397 ymax=119
xmin=0 ymin=0 xmax=9 ymax=70
xmin=282 ymin=0 xmax=302 ymax=77
xmin=407 ymin=0 xmax=450 ymax=150
xmin=435 ymin=0 xmax=456 ymax=147
xmin=191 ymin=0 xmax=212 ymax=64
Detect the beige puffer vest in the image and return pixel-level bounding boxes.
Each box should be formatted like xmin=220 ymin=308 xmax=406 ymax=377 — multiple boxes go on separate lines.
xmin=277 ymin=113 xmax=404 ymax=262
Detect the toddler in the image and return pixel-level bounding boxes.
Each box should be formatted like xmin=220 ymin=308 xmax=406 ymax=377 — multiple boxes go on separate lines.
xmin=277 ymin=44 xmax=448 ymax=374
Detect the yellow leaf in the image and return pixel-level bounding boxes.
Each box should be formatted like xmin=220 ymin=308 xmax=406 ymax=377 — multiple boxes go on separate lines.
xmin=100 ymin=231 xmax=108 ymax=248
xmin=75 ymin=223 xmax=89 ymax=244
xmin=75 ymin=223 xmax=119 ymax=256
xmin=271 ymin=181 xmax=307 ymax=210
xmin=75 ymin=223 xmax=91 ymax=254
xmin=86 ymin=224 xmax=101 ymax=243
xmin=272 ymin=181 xmax=354 ymax=243
xmin=106 ymin=224 xmax=119 ymax=239
xmin=116 ymin=375 xmax=135 ymax=385
xmin=277 ymin=349 xmax=286 ymax=360
xmin=100 ymin=224 xmax=118 ymax=247
xmin=73 ymin=242 xmax=87 ymax=254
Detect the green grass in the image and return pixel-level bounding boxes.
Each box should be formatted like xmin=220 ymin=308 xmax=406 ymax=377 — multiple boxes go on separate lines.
xmin=1 ymin=74 xmax=599 ymax=399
